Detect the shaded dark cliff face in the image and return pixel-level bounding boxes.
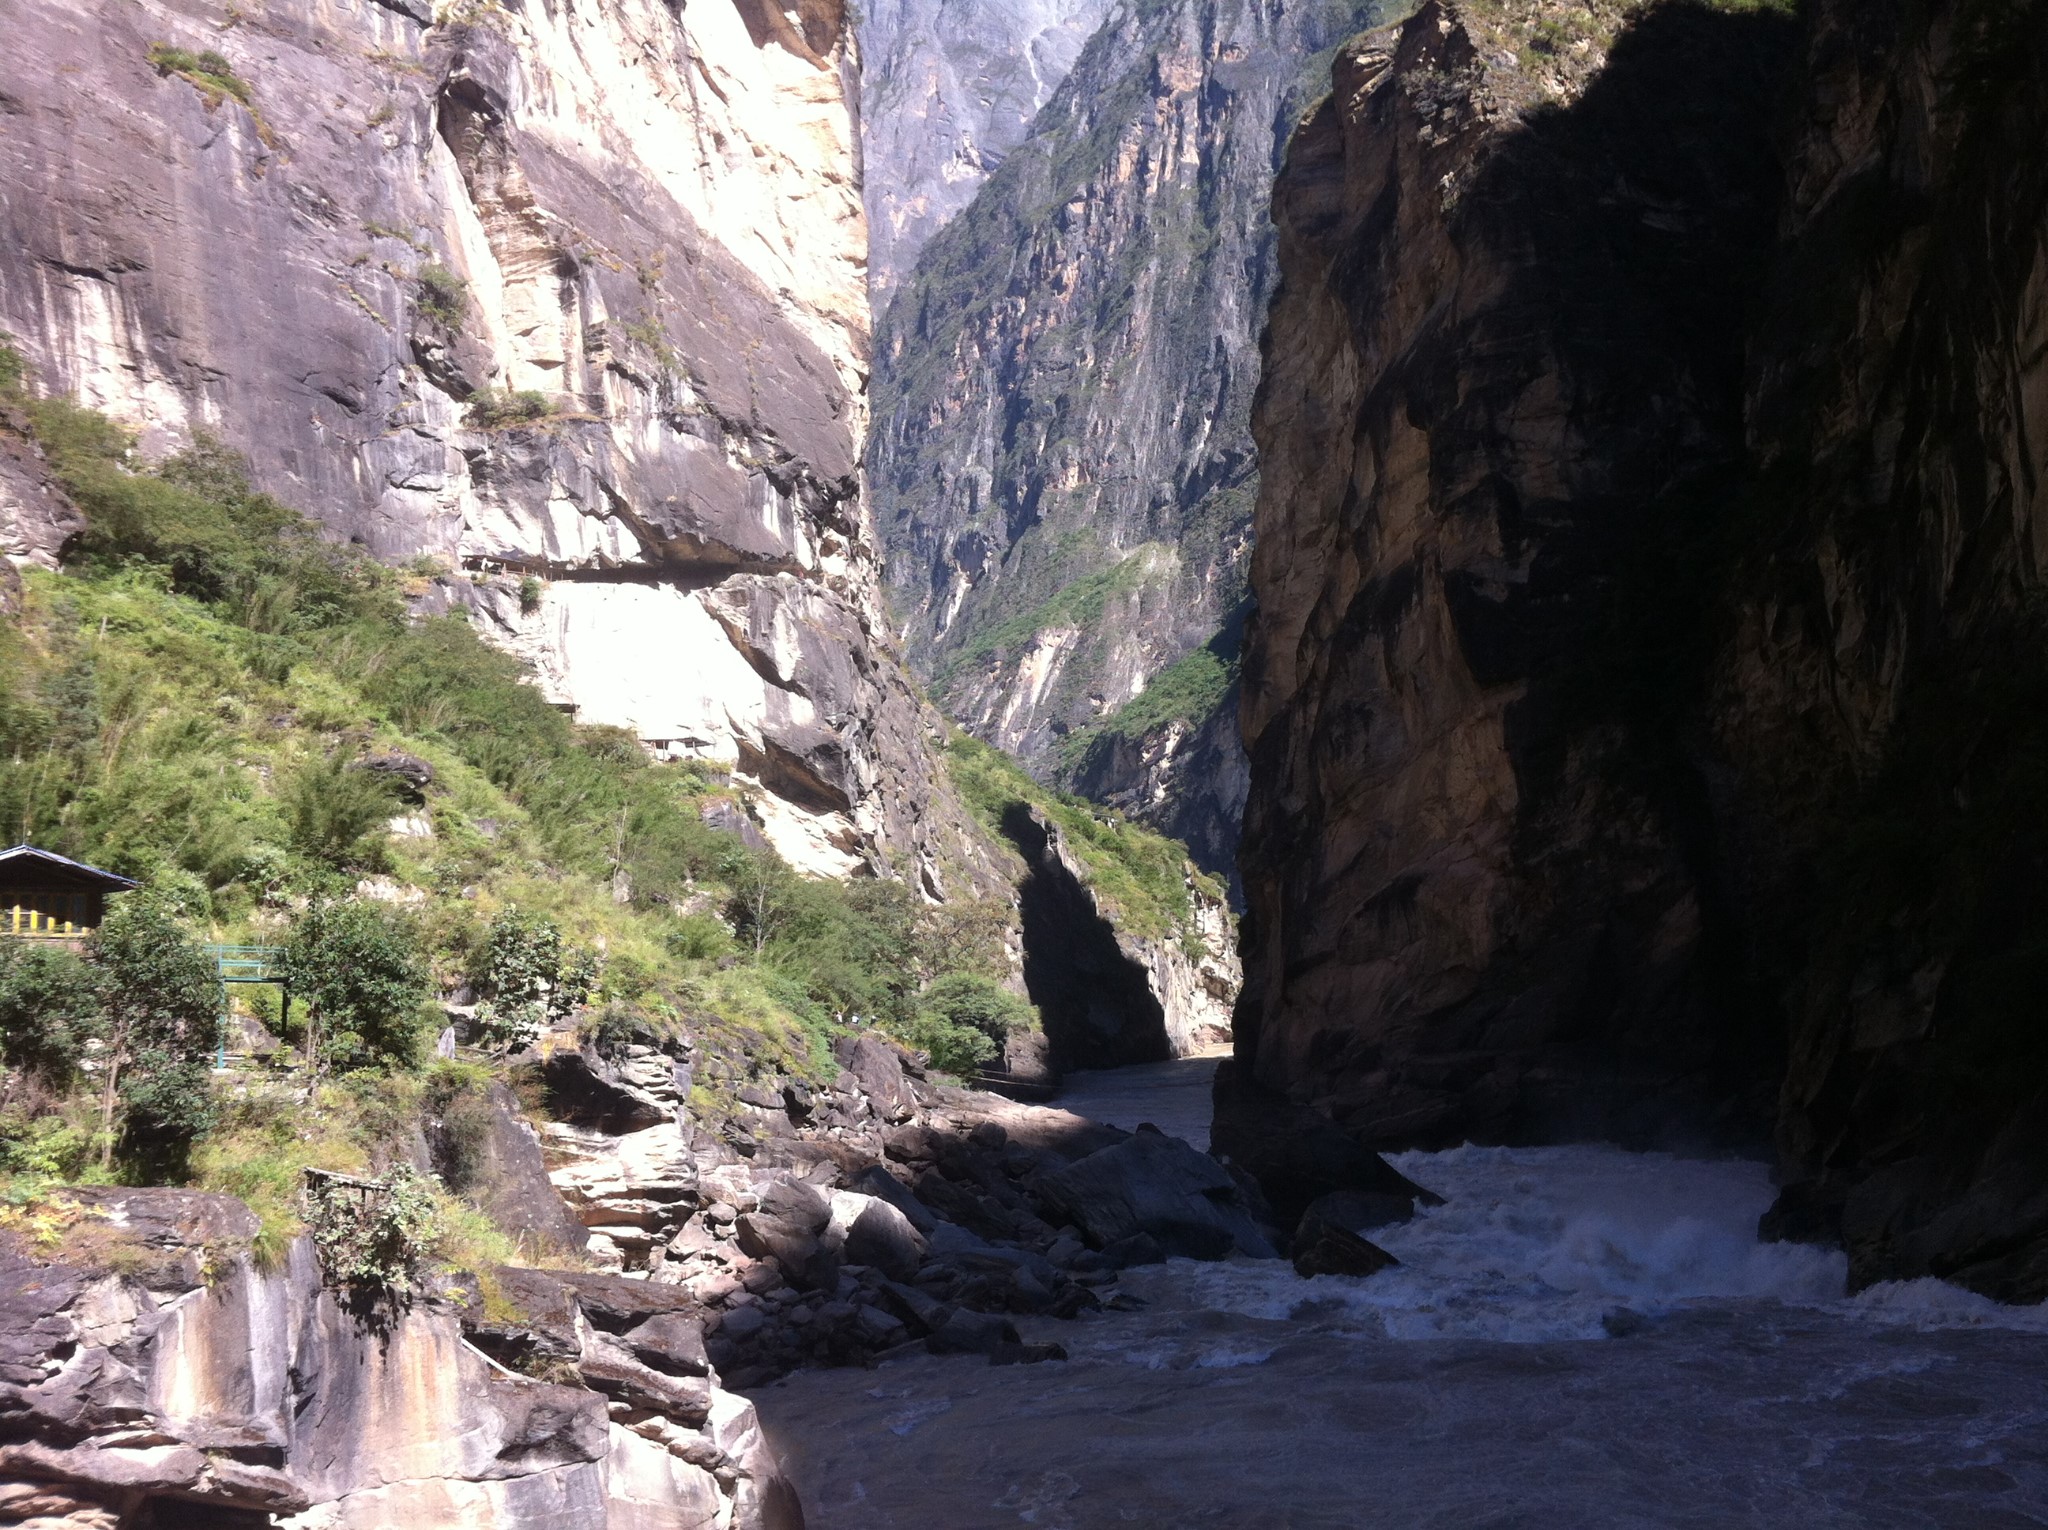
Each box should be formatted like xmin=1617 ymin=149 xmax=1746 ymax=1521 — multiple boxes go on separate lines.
xmin=1004 ymin=805 xmax=1175 ymax=1071
xmin=873 ymin=0 xmax=1390 ymax=881
xmin=1238 ymin=0 xmax=2048 ymax=1297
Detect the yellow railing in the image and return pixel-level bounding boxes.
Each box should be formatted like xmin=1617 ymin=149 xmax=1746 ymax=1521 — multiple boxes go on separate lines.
xmin=4 ymin=906 xmax=85 ymax=939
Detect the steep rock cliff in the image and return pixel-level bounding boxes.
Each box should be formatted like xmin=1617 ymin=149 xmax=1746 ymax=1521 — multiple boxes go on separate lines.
xmin=0 ymin=1190 xmax=800 ymax=1529
xmin=857 ymin=0 xmax=1113 ymax=307
xmin=1237 ymin=0 xmax=2048 ymax=1297
xmin=0 ymin=0 xmax=989 ymax=888
xmin=1005 ymin=805 xmax=1236 ymax=1069
xmin=872 ymin=0 xmax=1390 ymax=879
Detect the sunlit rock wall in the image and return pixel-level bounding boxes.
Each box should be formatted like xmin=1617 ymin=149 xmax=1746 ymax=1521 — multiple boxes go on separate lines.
xmin=0 ymin=0 xmax=990 ymax=887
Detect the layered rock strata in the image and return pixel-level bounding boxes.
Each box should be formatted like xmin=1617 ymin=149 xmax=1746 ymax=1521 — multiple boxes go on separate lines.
xmin=532 ymin=1023 xmax=1275 ymax=1388
xmin=0 ymin=1189 xmax=800 ymax=1529
xmin=872 ymin=0 xmax=1390 ymax=874
xmin=0 ymin=0 xmax=987 ymax=885
xmin=1236 ymin=0 xmax=2048 ymax=1296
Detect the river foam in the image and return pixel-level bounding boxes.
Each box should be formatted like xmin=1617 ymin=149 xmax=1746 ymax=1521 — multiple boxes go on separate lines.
xmin=1109 ymin=1142 xmax=2048 ymax=1349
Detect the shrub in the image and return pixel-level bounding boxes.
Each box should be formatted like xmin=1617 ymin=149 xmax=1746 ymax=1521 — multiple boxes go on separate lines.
xmin=303 ymin=1161 xmax=443 ymax=1292
xmin=286 ymin=752 xmax=398 ymax=871
xmin=417 ymin=264 xmax=468 ymax=327
xmin=466 ymin=388 xmax=554 ymax=428
xmin=283 ymin=898 xmax=434 ymax=1072
xmin=146 ymin=43 xmax=253 ymax=107
xmin=0 ymin=943 xmax=104 ymax=1083
xmin=470 ymin=907 xmax=599 ymax=1048
xmin=518 ymin=574 xmax=542 ymax=613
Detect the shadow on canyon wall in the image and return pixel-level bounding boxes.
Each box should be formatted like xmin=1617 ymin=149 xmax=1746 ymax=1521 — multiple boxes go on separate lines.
xmin=1001 ymin=803 xmax=1172 ymax=1072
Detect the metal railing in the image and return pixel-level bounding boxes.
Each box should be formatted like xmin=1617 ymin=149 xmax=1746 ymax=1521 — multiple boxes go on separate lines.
xmin=205 ymin=944 xmax=286 ymax=983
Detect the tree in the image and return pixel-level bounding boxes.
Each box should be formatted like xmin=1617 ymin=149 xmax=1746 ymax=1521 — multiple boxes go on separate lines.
xmin=903 ymin=974 xmax=1038 ymax=1078
xmin=282 ymin=897 xmax=434 ymax=1073
xmin=90 ymin=896 xmax=220 ymax=1172
xmin=722 ymin=845 xmax=799 ymax=958
xmin=470 ymin=907 xmax=599 ymax=1049
xmin=0 ymin=941 xmax=105 ymax=1084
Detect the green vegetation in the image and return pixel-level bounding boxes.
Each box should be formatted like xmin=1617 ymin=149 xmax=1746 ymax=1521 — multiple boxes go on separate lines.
xmin=903 ymin=973 xmax=1036 ymax=1076
xmin=1057 ymin=626 xmax=1237 ymax=778
xmin=146 ymin=42 xmax=277 ymax=147
xmin=146 ymin=44 xmax=252 ymax=108
xmin=304 ymin=1161 xmax=441 ymax=1292
xmin=466 ymin=388 xmax=556 ymax=428
xmin=416 ymin=263 xmax=468 ymax=327
xmin=0 ymin=343 xmax=1034 ymax=1266
xmin=933 ymin=548 xmax=1164 ymax=687
xmin=282 ymin=898 xmax=435 ymax=1073
xmin=947 ymin=734 xmax=1221 ymax=952
xmin=0 ymin=897 xmax=219 ymax=1177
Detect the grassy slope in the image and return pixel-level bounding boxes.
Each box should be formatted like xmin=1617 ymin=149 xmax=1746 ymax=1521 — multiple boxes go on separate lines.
xmin=0 ymin=360 xmax=1029 ymax=1264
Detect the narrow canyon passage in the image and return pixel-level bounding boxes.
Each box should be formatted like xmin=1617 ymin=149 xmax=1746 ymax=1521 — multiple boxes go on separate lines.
xmin=755 ymin=1063 xmax=2048 ymax=1528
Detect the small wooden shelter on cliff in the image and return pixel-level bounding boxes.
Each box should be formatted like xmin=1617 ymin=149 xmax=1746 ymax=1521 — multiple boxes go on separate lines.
xmin=0 ymin=844 xmax=138 ymax=939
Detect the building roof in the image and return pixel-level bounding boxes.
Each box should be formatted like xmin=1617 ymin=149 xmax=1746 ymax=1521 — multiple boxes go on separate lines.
xmin=0 ymin=845 xmax=140 ymax=890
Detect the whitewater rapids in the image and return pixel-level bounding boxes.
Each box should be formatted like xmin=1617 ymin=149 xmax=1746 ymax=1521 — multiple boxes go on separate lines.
xmin=755 ymin=1062 xmax=2048 ymax=1527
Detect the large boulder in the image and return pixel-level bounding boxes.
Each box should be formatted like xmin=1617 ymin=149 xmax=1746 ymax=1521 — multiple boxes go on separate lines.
xmin=1036 ymin=1127 xmax=1277 ymax=1260
xmin=1291 ymin=1200 xmax=1401 ymax=1279
xmin=1210 ymin=1061 xmax=1441 ymax=1233
xmin=734 ymin=1177 xmax=839 ymax=1291
xmin=836 ymin=1035 xmax=916 ymax=1123
xmin=824 ymin=1192 xmax=927 ymax=1282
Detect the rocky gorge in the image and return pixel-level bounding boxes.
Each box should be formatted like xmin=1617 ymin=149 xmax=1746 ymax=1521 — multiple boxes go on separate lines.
xmin=870 ymin=0 xmax=1398 ymax=882
xmin=4 ymin=0 xmax=2048 ymax=1523
xmin=1234 ymin=0 xmax=2048 ymax=1300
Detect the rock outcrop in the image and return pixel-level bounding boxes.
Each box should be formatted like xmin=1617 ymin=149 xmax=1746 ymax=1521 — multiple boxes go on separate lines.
xmin=0 ymin=1189 xmax=800 ymax=1529
xmin=857 ymin=0 xmax=1112 ymax=307
xmin=531 ymin=1018 xmax=1274 ymax=1388
xmin=0 ymin=0 xmax=990 ymax=886
xmin=1236 ymin=0 xmax=2048 ymax=1297
xmin=1005 ymin=807 xmax=1235 ymax=1070
xmin=872 ymin=0 xmax=1392 ymax=877
xmin=0 ymin=395 xmax=81 ymax=617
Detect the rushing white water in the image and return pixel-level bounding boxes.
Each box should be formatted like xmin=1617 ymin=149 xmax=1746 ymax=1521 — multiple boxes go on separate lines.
xmin=766 ymin=1066 xmax=2048 ymax=1526
xmin=1057 ymin=1061 xmax=2048 ymax=1350
xmin=1110 ymin=1142 xmax=2048 ymax=1354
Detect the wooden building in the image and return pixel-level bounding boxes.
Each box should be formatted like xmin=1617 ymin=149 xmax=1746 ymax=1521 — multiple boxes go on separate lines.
xmin=0 ymin=845 xmax=138 ymax=939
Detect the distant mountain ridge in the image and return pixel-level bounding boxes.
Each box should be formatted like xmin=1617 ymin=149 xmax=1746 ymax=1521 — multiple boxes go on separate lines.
xmin=868 ymin=0 xmax=1392 ymax=882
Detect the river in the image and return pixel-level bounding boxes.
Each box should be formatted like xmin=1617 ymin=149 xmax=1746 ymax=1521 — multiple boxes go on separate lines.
xmin=754 ymin=1060 xmax=2048 ymax=1527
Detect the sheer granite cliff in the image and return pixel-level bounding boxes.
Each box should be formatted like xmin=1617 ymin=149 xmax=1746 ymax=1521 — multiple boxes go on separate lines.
xmin=872 ymin=0 xmax=1390 ymax=881
xmin=0 ymin=0 xmax=997 ymax=889
xmin=1235 ymin=0 xmax=2048 ymax=1297
xmin=856 ymin=0 xmax=1113 ymax=308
